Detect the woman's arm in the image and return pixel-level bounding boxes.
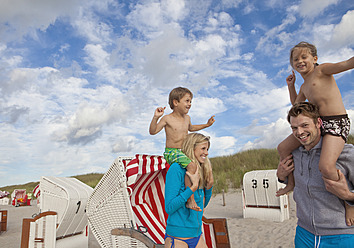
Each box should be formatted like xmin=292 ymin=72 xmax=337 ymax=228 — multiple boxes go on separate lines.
xmin=204 ymin=187 xmax=213 ymax=208
xmin=164 ymin=164 xmax=195 ymax=215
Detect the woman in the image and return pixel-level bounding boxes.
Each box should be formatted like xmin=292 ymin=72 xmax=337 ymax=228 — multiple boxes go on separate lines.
xmin=164 ymin=133 xmax=214 ymax=248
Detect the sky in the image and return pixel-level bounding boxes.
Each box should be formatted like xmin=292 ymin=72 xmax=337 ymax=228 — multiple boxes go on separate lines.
xmin=1 ymin=0 xmax=354 ymax=187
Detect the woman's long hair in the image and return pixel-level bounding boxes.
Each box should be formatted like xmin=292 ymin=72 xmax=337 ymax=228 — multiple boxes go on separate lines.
xmin=181 ymin=133 xmax=212 ymax=188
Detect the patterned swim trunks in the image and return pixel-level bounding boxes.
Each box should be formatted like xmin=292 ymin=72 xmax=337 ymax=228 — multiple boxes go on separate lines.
xmin=164 ymin=148 xmax=192 ymax=168
xmin=321 ymin=114 xmax=351 ymax=142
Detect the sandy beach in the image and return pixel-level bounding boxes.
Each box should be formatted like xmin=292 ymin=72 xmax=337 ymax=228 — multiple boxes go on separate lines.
xmin=0 ymin=189 xmax=297 ymax=248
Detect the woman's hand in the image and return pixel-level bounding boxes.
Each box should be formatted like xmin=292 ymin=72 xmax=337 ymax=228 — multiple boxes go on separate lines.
xmin=186 ymin=165 xmax=200 ymax=192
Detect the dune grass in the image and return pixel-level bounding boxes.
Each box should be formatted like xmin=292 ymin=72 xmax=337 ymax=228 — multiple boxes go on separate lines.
xmin=1 ymin=135 xmax=353 ymax=196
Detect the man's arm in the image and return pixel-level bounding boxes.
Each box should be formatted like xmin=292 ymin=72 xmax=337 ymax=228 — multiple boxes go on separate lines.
xmin=320 ymin=56 xmax=354 ymax=75
xmin=276 ymin=154 xmax=294 ymax=182
xmin=189 ymin=115 xmax=215 ymax=132
xmin=149 ymin=107 xmax=166 ymax=135
xmin=323 ymin=170 xmax=354 ymax=202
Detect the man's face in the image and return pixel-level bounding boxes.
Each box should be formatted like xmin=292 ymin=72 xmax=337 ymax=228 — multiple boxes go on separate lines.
xmin=290 ymin=114 xmax=321 ymax=150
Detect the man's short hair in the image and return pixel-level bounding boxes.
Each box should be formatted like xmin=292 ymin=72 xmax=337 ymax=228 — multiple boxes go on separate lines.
xmin=287 ymin=102 xmax=320 ymax=124
xmin=168 ymin=87 xmax=193 ymax=109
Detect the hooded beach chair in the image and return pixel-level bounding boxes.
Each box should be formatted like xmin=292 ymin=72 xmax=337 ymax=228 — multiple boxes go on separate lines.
xmin=21 ymin=211 xmax=57 ymax=248
xmin=87 ymin=154 xmax=230 ymax=248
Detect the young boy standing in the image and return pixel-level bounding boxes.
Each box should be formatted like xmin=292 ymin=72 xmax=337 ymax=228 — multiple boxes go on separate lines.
xmin=149 ymin=87 xmax=215 ymax=211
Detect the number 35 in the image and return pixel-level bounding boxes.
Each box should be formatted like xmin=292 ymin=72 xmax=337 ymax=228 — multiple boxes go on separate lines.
xmin=251 ymin=179 xmax=269 ymax=189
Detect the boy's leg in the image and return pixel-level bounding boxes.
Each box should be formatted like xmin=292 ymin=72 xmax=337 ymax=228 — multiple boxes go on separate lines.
xmin=276 ymin=134 xmax=300 ymax=196
xmin=276 ymin=172 xmax=294 ymax=196
xmin=319 ymin=135 xmax=344 ymax=181
xmin=320 ymin=135 xmax=354 ymax=226
xmin=185 ymin=161 xmax=201 ymax=211
xmin=345 ymin=203 xmax=354 ymax=226
xmin=277 ymin=134 xmax=301 ymax=160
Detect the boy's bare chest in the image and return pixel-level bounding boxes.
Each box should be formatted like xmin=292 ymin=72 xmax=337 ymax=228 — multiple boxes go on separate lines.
xmin=167 ymin=117 xmax=189 ymax=133
xmin=302 ymin=75 xmax=334 ymax=102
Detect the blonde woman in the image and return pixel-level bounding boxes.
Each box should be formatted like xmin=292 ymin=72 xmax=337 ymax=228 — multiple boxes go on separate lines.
xmin=164 ymin=133 xmax=214 ymax=248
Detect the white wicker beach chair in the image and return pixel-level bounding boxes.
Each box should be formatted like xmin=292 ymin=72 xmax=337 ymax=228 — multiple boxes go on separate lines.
xmin=39 ymin=176 xmax=93 ymax=247
xmin=86 ymin=156 xmax=147 ymax=248
xmin=242 ymin=169 xmax=290 ymax=222
xmin=87 ymin=155 xmax=230 ymax=248
xmin=21 ymin=211 xmax=57 ymax=248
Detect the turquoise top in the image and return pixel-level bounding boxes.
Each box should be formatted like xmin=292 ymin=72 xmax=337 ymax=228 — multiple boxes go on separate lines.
xmin=165 ymin=162 xmax=213 ymax=238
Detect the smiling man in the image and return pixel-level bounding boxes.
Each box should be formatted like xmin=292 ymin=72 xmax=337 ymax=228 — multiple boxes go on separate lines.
xmin=277 ymin=102 xmax=354 ymax=247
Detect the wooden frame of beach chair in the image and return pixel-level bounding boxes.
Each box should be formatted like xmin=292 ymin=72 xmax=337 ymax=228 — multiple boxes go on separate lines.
xmin=202 ymin=217 xmax=230 ymax=248
xmin=40 ymin=176 xmax=93 ymax=240
xmin=111 ymin=227 xmax=164 ymax=248
xmin=20 ymin=211 xmax=57 ymax=248
xmin=0 ymin=210 xmax=8 ymax=232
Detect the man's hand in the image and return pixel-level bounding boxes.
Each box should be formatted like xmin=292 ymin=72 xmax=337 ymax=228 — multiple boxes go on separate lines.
xmin=276 ymin=154 xmax=294 ymax=181
xmin=323 ymin=170 xmax=354 ymax=201
xmin=207 ymin=115 xmax=215 ymax=127
xmin=154 ymin=107 xmax=166 ymax=118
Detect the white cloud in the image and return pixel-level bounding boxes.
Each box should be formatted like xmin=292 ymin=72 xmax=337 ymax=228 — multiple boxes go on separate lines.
xmin=189 ymin=96 xmax=227 ymax=121
xmin=327 ymin=10 xmax=354 ymax=49
xmin=298 ymin=0 xmax=340 ymax=18
xmin=0 ymin=0 xmax=83 ymax=42
xmin=241 ymin=118 xmax=290 ymax=150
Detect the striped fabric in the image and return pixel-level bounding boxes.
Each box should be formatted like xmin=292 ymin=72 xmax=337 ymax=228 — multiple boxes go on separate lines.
xmin=124 ymin=154 xmax=216 ymax=247
xmin=32 ymin=184 xmax=40 ymax=198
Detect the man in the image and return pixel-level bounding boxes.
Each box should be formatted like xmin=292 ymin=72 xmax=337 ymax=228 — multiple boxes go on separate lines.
xmin=277 ymin=102 xmax=354 ymax=247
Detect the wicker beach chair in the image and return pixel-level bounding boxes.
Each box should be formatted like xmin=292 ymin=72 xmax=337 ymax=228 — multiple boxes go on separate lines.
xmin=40 ymin=176 xmax=93 ymax=239
xmin=21 ymin=211 xmax=57 ymax=248
xmin=87 ymin=154 xmax=230 ymax=248
xmin=86 ymin=156 xmax=145 ymax=247
xmin=242 ymin=169 xmax=290 ymax=222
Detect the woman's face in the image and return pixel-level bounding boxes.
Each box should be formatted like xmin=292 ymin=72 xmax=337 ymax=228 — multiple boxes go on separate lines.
xmin=194 ymin=141 xmax=209 ymax=164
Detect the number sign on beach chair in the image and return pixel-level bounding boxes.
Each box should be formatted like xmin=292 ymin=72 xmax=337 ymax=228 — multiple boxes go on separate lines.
xmin=242 ymin=169 xmax=289 ymax=222
xmin=87 ymin=154 xmax=230 ymax=248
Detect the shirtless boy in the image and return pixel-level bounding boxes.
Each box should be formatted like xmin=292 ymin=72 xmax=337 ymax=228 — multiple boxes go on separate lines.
xmin=149 ymin=87 xmax=215 ymax=211
xmin=277 ymin=41 xmax=354 ymax=225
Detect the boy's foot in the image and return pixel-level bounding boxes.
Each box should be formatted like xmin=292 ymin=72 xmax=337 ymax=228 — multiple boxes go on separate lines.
xmin=276 ymin=184 xmax=294 ymax=197
xmin=186 ymin=198 xmax=201 ymax=212
xmin=345 ymin=202 xmax=354 ymax=226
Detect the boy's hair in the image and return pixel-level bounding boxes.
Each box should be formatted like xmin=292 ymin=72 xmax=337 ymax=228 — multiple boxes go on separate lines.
xmin=182 ymin=133 xmax=211 ymax=188
xmin=290 ymin=41 xmax=318 ymax=67
xmin=287 ymin=102 xmax=320 ymax=124
xmin=168 ymin=87 xmax=193 ymax=109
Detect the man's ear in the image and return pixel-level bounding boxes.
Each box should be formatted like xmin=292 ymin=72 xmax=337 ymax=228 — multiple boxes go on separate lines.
xmin=316 ymin=117 xmax=322 ymax=128
xmin=173 ymin=99 xmax=179 ymax=107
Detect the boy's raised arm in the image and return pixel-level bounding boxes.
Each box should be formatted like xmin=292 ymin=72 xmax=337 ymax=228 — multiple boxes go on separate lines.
xmin=189 ymin=115 xmax=215 ymax=132
xmin=149 ymin=107 xmax=166 ymax=135
xmin=320 ymin=56 xmax=354 ymax=76
xmin=286 ymin=71 xmax=298 ymax=105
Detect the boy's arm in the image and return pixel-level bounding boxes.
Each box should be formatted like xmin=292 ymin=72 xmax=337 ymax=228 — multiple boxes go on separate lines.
xmin=320 ymin=56 xmax=354 ymax=75
xmin=149 ymin=107 xmax=167 ymax=135
xmin=294 ymin=86 xmax=306 ymax=103
xmin=189 ymin=115 xmax=215 ymax=132
xmin=286 ymin=71 xmax=297 ymax=105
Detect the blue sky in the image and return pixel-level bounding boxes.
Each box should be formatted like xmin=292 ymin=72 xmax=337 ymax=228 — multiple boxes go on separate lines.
xmin=1 ymin=0 xmax=354 ymax=187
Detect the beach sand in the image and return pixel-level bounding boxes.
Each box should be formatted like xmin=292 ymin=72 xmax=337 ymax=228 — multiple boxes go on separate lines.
xmin=0 ymin=190 xmax=297 ymax=248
